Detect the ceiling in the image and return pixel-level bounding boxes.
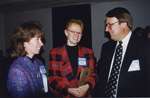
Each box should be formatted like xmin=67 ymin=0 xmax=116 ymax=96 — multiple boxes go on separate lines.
xmin=0 ymin=0 xmax=122 ymax=12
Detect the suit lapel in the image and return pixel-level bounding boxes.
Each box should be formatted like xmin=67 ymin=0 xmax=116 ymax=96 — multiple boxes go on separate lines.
xmin=63 ymin=46 xmax=80 ymax=80
xmin=121 ymin=32 xmax=137 ymax=73
xmin=103 ymin=41 xmax=117 ymax=81
xmin=61 ymin=46 xmax=74 ymax=78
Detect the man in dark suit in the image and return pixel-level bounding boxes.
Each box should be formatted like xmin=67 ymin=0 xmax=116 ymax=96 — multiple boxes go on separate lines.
xmin=95 ymin=7 xmax=150 ymax=97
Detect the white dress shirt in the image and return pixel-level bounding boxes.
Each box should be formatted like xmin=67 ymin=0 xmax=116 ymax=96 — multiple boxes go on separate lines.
xmin=107 ymin=31 xmax=132 ymax=97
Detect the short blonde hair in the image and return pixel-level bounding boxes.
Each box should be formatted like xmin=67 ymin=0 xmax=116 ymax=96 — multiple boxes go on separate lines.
xmin=65 ymin=19 xmax=84 ymax=31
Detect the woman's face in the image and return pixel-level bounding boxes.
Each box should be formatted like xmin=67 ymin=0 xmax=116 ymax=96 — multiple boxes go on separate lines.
xmin=64 ymin=23 xmax=83 ymax=46
xmin=24 ymin=36 xmax=43 ymax=58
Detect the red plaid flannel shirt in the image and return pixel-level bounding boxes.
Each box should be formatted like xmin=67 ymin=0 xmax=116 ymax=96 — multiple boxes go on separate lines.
xmin=48 ymin=46 xmax=96 ymax=98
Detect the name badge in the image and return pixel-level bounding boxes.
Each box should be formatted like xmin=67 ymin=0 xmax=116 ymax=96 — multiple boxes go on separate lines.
xmin=78 ymin=57 xmax=87 ymax=66
xmin=40 ymin=66 xmax=46 ymax=74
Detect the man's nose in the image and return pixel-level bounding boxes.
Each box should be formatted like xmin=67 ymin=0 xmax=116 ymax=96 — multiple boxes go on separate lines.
xmin=105 ymin=26 xmax=109 ymax=32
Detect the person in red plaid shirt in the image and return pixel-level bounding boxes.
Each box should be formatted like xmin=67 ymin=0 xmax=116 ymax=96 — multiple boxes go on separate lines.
xmin=48 ymin=19 xmax=96 ymax=98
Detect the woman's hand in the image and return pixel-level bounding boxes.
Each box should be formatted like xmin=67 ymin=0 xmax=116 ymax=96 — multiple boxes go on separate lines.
xmin=68 ymin=84 xmax=89 ymax=97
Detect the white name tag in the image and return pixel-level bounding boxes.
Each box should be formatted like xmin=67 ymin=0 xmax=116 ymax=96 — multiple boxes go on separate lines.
xmin=128 ymin=59 xmax=140 ymax=72
xmin=78 ymin=57 xmax=87 ymax=66
xmin=40 ymin=66 xmax=46 ymax=74
xmin=42 ymin=74 xmax=48 ymax=93
xmin=40 ymin=66 xmax=48 ymax=93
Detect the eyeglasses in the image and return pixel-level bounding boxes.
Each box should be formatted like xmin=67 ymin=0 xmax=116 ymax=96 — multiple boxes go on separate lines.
xmin=67 ymin=29 xmax=82 ymax=35
xmin=105 ymin=21 xmax=119 ymax=28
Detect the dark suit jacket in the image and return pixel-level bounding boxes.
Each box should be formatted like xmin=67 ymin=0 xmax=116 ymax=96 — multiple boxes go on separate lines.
xmin=95 ymin=32 xmax=150 ymax=97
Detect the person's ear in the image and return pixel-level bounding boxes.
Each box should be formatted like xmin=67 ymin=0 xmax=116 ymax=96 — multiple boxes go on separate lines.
xmin=64 ymin=29 xmax=68 ymax=37
xmin=24 ymin=42 xmax=28 ymax=48
xmin=121 ymin=22 xmax=127 ymax=28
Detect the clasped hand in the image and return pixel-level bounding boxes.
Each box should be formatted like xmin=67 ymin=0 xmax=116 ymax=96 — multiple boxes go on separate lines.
xmin=68 ymin=84 xmax=89 ymax=97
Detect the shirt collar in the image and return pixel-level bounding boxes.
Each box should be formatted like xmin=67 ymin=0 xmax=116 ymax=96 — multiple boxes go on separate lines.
xmin=117 ymin=31 xmax=132 ymax=47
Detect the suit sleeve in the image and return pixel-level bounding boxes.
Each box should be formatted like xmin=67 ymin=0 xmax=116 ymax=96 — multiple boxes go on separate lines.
xmin=145 ymin=39 xmax=150 ymax=96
